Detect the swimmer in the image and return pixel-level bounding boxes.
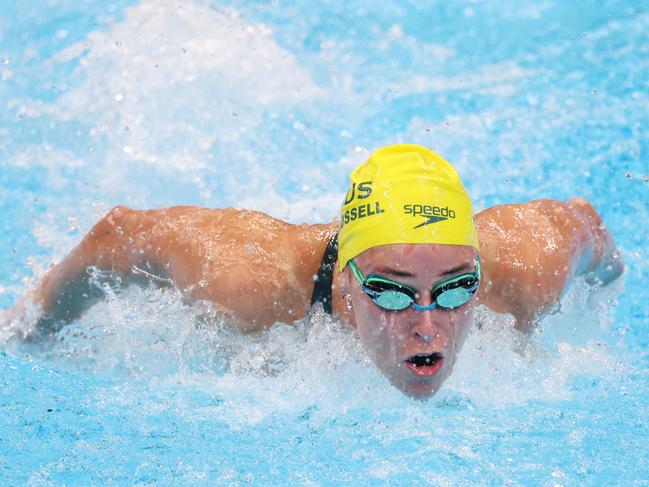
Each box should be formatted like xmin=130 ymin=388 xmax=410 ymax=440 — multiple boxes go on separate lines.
xmin=6 ymin=144 xmax=623 ymax=398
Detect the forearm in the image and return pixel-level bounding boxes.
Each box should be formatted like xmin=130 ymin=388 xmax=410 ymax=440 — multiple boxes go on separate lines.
xmin=30 ymin=206 xmax=141 ymax=327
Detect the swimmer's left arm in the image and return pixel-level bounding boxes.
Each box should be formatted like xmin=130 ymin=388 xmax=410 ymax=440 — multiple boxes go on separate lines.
xmin=475 ymin=197 xmax=623 ymax=331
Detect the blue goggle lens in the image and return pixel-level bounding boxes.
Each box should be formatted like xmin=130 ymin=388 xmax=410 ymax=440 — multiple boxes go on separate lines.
xmin=350 ymin=258 xmax=480 ymax=312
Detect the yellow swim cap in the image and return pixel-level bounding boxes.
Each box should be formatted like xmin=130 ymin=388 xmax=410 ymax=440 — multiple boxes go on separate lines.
xmin=338 ymin=144 xmax=478 ymax=269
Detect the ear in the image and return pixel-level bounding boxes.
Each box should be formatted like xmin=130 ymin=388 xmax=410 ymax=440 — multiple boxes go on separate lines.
xmin=334 ymin=264 xmax=357 ymax=325
xmin=336 ymin=262 xmax=351 ymax=297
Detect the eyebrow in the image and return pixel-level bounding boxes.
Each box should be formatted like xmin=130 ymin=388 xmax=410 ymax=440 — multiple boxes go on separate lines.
xmin=372 ymin=267 xmax=415 ymax=277
xmin=439 ymin=263 xmax=473 ymax=276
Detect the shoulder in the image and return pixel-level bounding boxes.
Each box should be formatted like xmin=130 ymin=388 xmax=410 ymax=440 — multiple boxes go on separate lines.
xmin=118 ymin=205 xmax=292 ymax=234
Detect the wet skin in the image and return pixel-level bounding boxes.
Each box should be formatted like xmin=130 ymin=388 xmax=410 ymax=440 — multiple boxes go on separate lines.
xmin=338 ymin=244 xmax=477 ymax=399
xmin=6 ymin=197 xmax=624 ymax=398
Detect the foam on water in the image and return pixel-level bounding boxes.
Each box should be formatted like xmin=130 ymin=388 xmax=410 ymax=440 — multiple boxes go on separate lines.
xmin=48 ymin=0 xmax=320 ymax=167
xmin=2 ymin=269 xmax=625 ymax=416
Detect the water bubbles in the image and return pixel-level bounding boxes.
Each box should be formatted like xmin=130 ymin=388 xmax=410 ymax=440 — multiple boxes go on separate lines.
xmin=547 ymin=300 xmax=562 ymax=315
xmin=387 ymin=24 xmax=403 ymax=39
xmin=66 ymin=216 xmax=78 ymax=235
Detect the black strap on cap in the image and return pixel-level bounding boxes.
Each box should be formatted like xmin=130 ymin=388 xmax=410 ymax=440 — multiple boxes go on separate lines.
xmin=310 ymin=233 xmax=338 ymax=314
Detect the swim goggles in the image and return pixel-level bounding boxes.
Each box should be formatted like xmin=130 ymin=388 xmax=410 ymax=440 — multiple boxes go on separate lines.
xmin=347 ymin=257 xmax=480 ymax=311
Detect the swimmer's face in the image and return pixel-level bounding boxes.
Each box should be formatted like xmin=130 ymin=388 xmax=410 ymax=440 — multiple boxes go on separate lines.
xmin=345 ymin=244 xmax=478 ymax=399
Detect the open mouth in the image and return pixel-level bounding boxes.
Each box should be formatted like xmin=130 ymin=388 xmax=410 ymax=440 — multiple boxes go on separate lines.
xmin=404 ymin=352 xmax=444 ymax=378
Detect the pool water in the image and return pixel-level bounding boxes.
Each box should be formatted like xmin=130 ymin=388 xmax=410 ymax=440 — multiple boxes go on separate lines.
xmin=1 ymin=0 xmax=648 ymax=484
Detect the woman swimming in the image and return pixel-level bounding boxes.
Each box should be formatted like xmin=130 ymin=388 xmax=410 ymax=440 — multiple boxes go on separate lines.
xmin=6 ymin=144 xmax=623 ymax=398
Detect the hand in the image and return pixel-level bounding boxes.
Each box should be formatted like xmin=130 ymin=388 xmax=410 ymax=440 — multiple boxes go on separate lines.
xmin=569 ymin=197 xmax=624 ymax=285
xmin=1 ymin=297 xmax=41 ymax=343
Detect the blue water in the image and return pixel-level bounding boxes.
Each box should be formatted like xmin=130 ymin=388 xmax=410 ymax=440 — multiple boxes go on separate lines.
xmin=1 ymin=0 xmax=648 ymax=484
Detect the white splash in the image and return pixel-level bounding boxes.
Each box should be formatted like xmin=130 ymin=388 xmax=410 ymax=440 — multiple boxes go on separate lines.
xmin=446 ymin=277 xmax=625 ymax=407
xmin=46 ymin=0 xmax=320 ymax=171
xmin=3 ymin=270 xmax=623 ymax=417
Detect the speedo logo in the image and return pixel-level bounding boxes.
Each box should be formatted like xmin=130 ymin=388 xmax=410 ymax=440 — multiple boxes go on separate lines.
xmin=404 ymin=204 xmax=456 ymax=229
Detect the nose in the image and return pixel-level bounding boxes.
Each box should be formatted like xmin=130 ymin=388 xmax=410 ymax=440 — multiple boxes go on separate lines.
xmin=412 ymin=308 xmax=440 ymax=344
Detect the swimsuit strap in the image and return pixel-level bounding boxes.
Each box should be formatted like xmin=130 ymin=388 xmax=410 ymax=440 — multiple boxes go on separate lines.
xmin=310 ymin=232 xmax=338 ymax=314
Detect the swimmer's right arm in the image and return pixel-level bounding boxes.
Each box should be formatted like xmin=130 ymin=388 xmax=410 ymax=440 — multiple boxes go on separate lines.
xmin=8 ymin=205 xmax=310 ymax=336
xmin=10 ymin=206 xmax=189 ymax=336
